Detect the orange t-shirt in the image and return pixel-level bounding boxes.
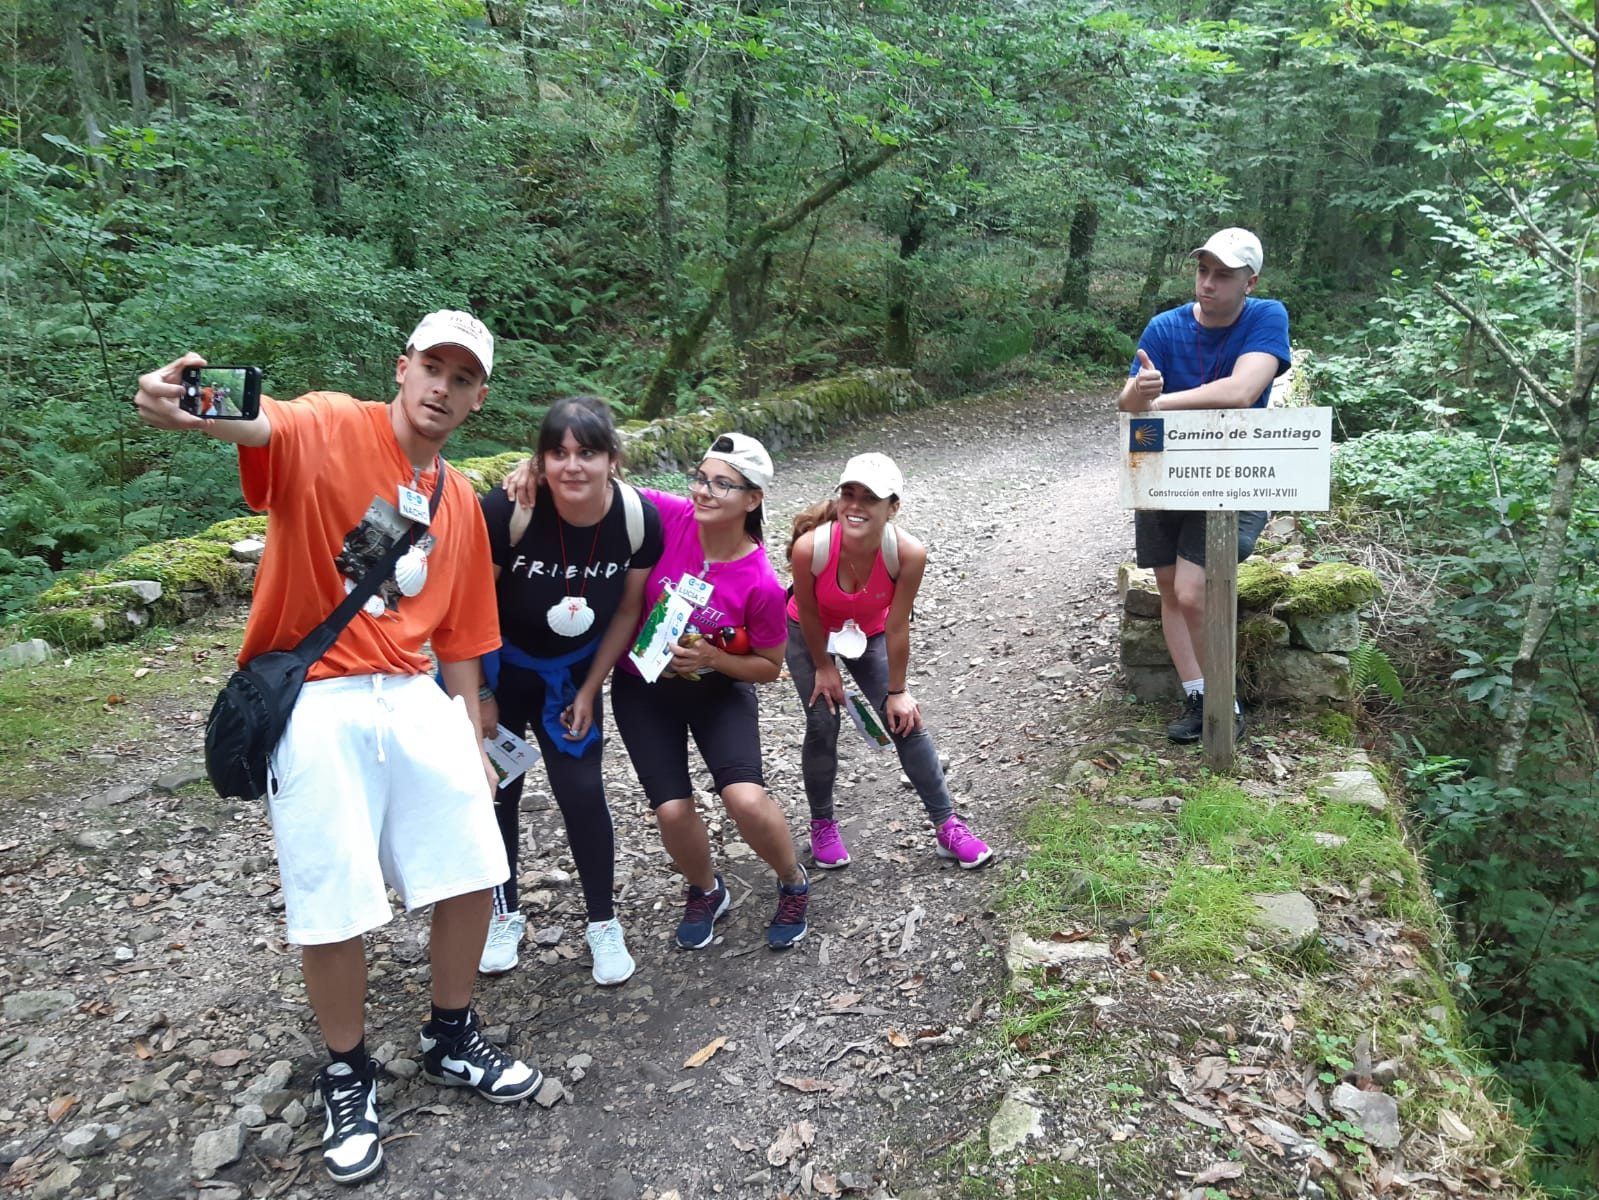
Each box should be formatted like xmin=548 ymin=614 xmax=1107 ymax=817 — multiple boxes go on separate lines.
xmin=236 ymin=392 xmax=499 ymax=680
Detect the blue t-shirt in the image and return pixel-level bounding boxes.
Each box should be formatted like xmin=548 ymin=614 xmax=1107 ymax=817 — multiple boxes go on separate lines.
xmin=1128 ymin=298 xmax=1290 ymax=407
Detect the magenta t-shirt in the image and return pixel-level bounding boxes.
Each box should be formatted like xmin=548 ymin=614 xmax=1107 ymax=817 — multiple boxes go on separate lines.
xmin=620 ymin=488 xmax=789 ymax=677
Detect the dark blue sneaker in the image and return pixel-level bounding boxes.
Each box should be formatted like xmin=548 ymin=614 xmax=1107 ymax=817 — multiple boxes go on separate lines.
xmin=767 ymin=865 xmax=810 ymax=950
xmin=676 ymin=874 xmax=731 ymax=949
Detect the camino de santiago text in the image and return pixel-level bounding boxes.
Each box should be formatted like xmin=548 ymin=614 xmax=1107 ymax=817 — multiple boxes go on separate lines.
xmin=1164 ymin=427 xmax=1324 ymax=444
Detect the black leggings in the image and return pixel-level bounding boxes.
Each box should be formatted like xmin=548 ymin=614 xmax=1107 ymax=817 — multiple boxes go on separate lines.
xmin=493 ymin=664 xmax=616 ymax=923
xmin=609 ymin=669 xmax=765 ymax=808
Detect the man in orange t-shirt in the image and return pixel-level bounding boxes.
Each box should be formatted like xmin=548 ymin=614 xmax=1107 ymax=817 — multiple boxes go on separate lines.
xmin=133 ymin=311 xmax=540 ymax=1186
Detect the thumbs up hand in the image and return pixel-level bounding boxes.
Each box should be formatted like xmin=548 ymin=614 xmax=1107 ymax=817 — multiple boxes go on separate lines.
xmin=1119 ymin=348 xmax=1165 ymax=411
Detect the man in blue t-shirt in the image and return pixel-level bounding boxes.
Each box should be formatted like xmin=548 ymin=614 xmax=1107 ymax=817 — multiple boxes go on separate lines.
xmin=1118 ymin=227 xmax=1291 ymax=742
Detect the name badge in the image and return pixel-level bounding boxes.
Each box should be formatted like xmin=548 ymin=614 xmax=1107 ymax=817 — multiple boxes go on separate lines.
xmin=397 ymin=485 xmax=431 ymax=525
xmin=676 ymin=573 xmax=714 ymax=608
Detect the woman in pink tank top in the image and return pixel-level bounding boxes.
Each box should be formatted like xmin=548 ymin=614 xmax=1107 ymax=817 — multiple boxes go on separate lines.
xmin=784 ymin=453 xmax=993 ymax=871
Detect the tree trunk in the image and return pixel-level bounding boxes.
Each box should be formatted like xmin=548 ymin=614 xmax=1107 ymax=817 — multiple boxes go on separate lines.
xmin=1135 ymin=227 xmax=1174 ymax=324
xmin=160 ymin=0 xmax=185 ymax=119
xmin=640 ymin=138 xmax=907 ymax=418
xmin=723 ymin=18 xmax=763 ymax=398
xmin=652 ymin=35 xmax=688 ymax=308
xmin=121 ymin=0 xmax=148 ymax=124
xmin=1056 ymin=200 xmax=1099 ymax=309
xmin=885 ymin=189 xmax=927 ymax=368
xmin=62 ymin=3 xmax=106 ymax=165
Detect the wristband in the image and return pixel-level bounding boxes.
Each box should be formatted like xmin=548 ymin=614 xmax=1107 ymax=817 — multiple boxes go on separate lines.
xmin=886 ymin=689 xmax=905 ymax=696
xmin=478 ymin=685 xmax=495 ymax=701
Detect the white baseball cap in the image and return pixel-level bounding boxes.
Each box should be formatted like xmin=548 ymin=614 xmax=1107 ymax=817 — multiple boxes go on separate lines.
xmin=1191 ymin=227 xmax=1264 ymax=275
xmin=703 ymin=432 xmax=773 ymax=491
xmin=839 ymin=452 xmax=903 ymax=500
xmin=407 ymin=309 xmax=494 ymax=379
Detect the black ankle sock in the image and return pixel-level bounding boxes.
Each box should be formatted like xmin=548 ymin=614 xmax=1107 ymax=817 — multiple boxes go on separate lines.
xmin=327 ymin=1039 xmax=371 ymax=1078
xmin=428 ymin=1004 xmax=471 ymax=1041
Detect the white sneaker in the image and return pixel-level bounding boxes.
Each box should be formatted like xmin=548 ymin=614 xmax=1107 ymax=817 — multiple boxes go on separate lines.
xmin=479 ymin=911 xmax=525 ymax=975
xmin=585 ymin=918 xmax=635 ymax=986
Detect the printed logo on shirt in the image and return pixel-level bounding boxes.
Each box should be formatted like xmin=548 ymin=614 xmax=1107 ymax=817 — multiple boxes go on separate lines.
xmin=336 ymin=495 xmax=433 ymax=614
xmin=506 ymin=556 xmax=633 ymax=582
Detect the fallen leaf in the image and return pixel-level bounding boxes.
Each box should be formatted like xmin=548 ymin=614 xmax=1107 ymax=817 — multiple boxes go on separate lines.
xmin=132 ymin=1039 xmax=153 ymax=1060
xmin=766 ymin=1119 xmax=817 ymax=1166
xmin=1194 ymin=1161 xmax=1245 ymax=1185
xmin=730 ymin=1136 xmax=756 ymax=1153
xmin=896 ymin=974 xmax=925 ymax=992
xmin=1049 ymin=928 xmax=1090 ymax=943
xmin=886 ymin=1028 xmax=911 ymax=1049
xmin=1168 ymin=1099 xmax=1225 ymax=1130
xmin=827 ymin=992 xmax=864 ymax=1012
xmin=1148 ymin=968 xmax=1168 ymax=983
xmin=1281 ymin=1012 xmax=1297 ymax=1032
xmin=208 ymin=1048 xmax=251 ymax=1068
xmin=47 ymin=1095 xmax=77 ymax=1123
xmin=777 ymin=1076 xmax=835 ymax=1093
xmin=1437 ymin=1109 xmax=1474 ymax=1143
xmin=1190 ymin=1056 xmax=1229 ymax=1092
xmin=683 ymin=1036 xmax=728 ymax=1068
xmin=133 ymin=667 xmax=151 ymax=679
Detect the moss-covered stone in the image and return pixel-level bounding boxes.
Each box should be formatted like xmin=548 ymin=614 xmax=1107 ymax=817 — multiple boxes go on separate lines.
xmin=99 ymin=539 xmax=240 ymax=601
xmin=454 ymin=451 xmax=528 ymax=495
xmin=1274 ymin=562 xmax=1381 ymax=618
xmin=1237 ymin=559 xmax=1292 ymax=609
xmin=20 ymin=604 xmax=121 ymax=649
xmin=199 ymin=516 xmax=269 ymax=543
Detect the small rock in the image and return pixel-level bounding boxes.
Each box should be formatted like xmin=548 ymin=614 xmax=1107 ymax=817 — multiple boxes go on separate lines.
xmin=1126 ymin=794 xmax=1182 ymax=813
xmin=281 ymin=1099 xmax=307 ymax=1129
xmin=566 ymin=1054 xmax=593 ymax=1072
xmin=1311 ymin=832 xmax=1348 ymax=847
xmin=229 ymin=539 xmax=265 ymax=563
xmin=85 ymin=782 xmax=143 ymax=810
xmin=1311 ymin=769 xmax=1387 ymax=814
xmin=32 ymin=1163 xmax=82 ymax=1200
xmin=1331 ymin=1082 xmax=1401 ymax=1149
xmin=1251 ymin=892 xmax=1320 ymax=943
xmin=533 ymin=1077 xmax=566 ymax=1108
xmin=87 ymin=579 xmax=162 ymax=604
xmin=723 ymin=841 xmax=754 ymax=860
xmin=61 ymin=1123 xmax=113 ymax=1160
xmin=533 ymin=926 xmax=564 ymax=947
xmin=0 ymin=1137 xmax=28 ymax=1165
xmin=236 ymin=1060 xmax=293 ymax=1106
xmin=155 ymin=766 xmax=208 ymax=795
xmin=126 ymin=1074 xmax=172 ymax=1104
xmin=236 ymin=1103 xmax=267 ymax=1128
xmin=988 ymin=1088 xmax=1044 ymax=1153
xmin=1 ymin=989 xmax=77 ymax=1021
xmin=385 ymin=1058 xmax=420 ymax=1081
xmin=257 ymin=1123 xmax=294 ymax=1157
xmin=191 ymin=1123 xmax=247 ymax=1172
xmin=1005 ymin=932 xmax=1109 ymax=986
xmin=0 ymin=638 xmax=52 ymax=670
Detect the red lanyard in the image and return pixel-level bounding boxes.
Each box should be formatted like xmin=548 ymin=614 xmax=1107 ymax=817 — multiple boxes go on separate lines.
xmin=1195 ymin=300 xmax=1245 ymax=383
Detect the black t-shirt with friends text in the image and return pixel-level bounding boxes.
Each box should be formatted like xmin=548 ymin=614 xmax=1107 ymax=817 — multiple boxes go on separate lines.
xmin=482 ymin=480 xmax=664 ymax=659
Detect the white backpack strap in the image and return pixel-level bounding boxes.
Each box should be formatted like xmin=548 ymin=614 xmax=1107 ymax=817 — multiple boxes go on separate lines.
xmin=811 ymin=521 xmax=833 ymax=577
xmin=881 ymin=523 xmax=900 ymax=581
xmin=617 ymin=480 xmax=645 ymax=554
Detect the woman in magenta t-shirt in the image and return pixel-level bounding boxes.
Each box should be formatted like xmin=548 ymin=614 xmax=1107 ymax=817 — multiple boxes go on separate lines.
xmin=608 ymin=433 xmax=810 ymax=952
xmin=785 ymin=453 xmax=992 ymax=871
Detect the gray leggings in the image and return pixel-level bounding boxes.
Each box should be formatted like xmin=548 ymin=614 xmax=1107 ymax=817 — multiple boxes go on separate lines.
xmin=784 ymin=616 xmax=954 ymax=825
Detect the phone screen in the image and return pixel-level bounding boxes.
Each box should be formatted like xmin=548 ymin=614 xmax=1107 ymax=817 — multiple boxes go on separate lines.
xmin=181 ymin=365 xmax=261 ymax=420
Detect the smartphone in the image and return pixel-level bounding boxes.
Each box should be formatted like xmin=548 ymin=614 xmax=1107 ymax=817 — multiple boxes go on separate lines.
xmin=179 ymin=365 xmax=262 ymax=420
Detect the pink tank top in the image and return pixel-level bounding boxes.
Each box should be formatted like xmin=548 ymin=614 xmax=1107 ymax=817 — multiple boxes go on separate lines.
xmin=785 ymin=521 xmax=894 ymax=637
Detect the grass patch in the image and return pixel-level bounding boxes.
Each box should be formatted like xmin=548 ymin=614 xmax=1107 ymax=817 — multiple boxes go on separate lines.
xmin=0 ymin=622 xmax=244 ymax=804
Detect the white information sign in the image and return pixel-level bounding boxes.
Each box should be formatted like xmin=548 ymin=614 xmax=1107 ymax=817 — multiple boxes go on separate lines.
xmin=1119 ymin=407 xmax=1333 ymax=511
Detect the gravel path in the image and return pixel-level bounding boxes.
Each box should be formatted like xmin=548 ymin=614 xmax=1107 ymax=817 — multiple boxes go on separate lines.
xmin=0 ymin=380 xmax=1133 ymax=1200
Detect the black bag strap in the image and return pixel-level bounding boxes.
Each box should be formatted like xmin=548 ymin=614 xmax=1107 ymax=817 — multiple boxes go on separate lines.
xmin=290 ymin=458 xmax=447 ymax=665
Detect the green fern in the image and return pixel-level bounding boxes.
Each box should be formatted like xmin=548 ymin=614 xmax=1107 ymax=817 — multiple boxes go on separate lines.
xmin=1350 ymin=639 xmax=1403 ymax=704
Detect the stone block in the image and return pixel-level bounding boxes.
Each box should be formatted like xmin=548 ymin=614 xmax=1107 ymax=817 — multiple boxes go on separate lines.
xmin=1286 ymin=608 xmax=1360 ymax=653
xmin=1251 ymin=892 xmax=1319 ymax=943
xmin=229 ymin=539 xmax=265 ymax=563
xmin=0 ymin=638 xmax=52 ymax=670
xmin=1117 ymin=562 xmax=1161 ymax=618
xmin=1118 ymin=615 xmax=1171 ymax=667
xmin=1258 ymin=649 xmax=1351 ymax=702
xmin=87 ymin=579 xmax=162 ymax=605
xmin=1123 ymin=665 xmax=1179 ymax=704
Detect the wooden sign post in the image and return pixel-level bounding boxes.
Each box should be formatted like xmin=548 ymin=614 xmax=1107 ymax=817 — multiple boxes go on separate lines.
xmin=1120 ymin=406 xmax=1333 ymax=772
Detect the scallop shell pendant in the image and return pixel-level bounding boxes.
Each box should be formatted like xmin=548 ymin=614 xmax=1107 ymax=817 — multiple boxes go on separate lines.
xmin=394 ymin=546 xmax=429 ymax=597
xmin=828 ymin=619 xmax=868 ymax=659
xmin=547 ymin=595 xmax=596 ymax=636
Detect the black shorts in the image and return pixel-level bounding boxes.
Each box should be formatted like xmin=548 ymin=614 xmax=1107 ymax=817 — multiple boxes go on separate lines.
xmin=1135 ymin=509 xmax=1268 ymax=570
xmin=609 ymin=669 xmax=766 ymax=808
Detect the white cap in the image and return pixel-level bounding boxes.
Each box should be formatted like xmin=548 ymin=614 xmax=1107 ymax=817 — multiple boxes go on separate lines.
xmin=839 ymin=452 xmax=903 ymax=500
xmin=703 ymin=432 xmax=773 ymax=491
xmin=1190 ymin=227 xmax=1263 ymax=275
xmin=406 ymin=310 xmax=494 ymax=379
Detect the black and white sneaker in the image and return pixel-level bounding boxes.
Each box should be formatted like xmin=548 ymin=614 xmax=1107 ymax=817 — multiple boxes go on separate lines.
xmin=419 ymin=1009 xmax=541 ymax=1104
xmin=316 ymin=1062 xmax=382 ymax=1185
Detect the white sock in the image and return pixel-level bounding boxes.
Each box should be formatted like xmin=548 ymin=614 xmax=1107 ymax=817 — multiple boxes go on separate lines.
xmin=1182 ymin=678 xmax=1205 ymax=697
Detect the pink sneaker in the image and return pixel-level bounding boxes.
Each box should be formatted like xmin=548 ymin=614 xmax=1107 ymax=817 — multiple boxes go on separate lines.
xmin=936 ymin=816 xmax=993 ymax=869
xmin=809 ymin=818 xmax=851 ymax=869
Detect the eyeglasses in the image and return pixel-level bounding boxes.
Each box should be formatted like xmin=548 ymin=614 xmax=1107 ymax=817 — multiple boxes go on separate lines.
xmin=686 ymin=471 xmax=756 ymax=497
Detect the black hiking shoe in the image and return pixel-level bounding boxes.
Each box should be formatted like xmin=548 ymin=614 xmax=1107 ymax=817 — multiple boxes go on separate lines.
xmin=1166 ymin=692 xmax=1204 ymax=743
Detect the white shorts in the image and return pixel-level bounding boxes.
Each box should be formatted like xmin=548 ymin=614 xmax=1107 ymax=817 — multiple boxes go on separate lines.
xmin=266 ymin=673 xmax=508 ymax=946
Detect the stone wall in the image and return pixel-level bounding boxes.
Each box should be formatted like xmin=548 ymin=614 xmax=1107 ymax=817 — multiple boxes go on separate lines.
xmin=1 ymin=368 xmax=927 ymax=659
xmin=1119 ymin=550 xmax=1380 ymax=708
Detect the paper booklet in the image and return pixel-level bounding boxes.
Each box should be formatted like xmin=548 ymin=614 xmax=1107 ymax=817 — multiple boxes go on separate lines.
xmin=484 ymin=723 xmax=540 ymax=789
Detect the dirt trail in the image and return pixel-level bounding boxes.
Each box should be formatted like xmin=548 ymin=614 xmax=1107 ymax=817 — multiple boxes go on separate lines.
xmin=0 ymin=381 xmax=1128 ymax=1199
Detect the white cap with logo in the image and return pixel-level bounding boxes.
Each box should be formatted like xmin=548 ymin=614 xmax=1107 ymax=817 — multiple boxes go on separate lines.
xmin=703 ymin=432 xmax=773 ymax=491
xmin=1191 ymin=227 xmax=1264 ymax=275
xmin=407 ymin=309 xmax=495 ymax=379
xmin=839 ymin=452 xmax=903 ymax=500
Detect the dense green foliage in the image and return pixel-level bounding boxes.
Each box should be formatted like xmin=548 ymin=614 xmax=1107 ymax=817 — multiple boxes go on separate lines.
xmin=5 ymin=0 xmax=1597 ymax=1185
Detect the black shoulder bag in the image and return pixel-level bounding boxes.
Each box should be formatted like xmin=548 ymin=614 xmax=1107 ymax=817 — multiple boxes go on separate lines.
xmin=204 ymin=463 xmax=446 ymax=801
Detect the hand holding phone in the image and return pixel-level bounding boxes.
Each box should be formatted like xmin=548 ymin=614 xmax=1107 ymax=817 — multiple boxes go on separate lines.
xmin=180 ymin=365 xmax=262 ymax=420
